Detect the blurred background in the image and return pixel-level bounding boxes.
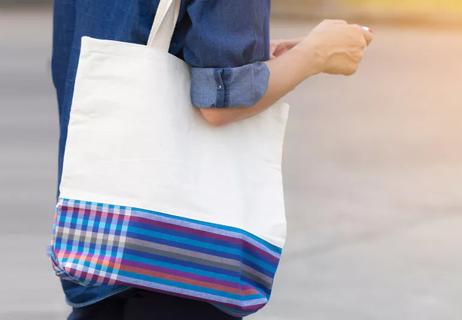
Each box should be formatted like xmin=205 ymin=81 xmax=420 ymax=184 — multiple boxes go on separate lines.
xmin=1 ymin=0 xmax=461 ymax=319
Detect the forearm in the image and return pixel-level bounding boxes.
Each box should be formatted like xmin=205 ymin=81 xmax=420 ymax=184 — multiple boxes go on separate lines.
xmin=198 ymin=46 xmax=322 ymax=126
xmin=198 ymin=19 xmax=374 ymax=127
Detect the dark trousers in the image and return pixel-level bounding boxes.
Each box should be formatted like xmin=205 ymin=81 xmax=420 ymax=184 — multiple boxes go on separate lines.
xmin=68 ymin=289 xmax=243 ymax=320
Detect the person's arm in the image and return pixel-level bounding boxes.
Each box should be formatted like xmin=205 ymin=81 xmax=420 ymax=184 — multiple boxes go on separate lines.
xmin=200 ymin=20 xmax=374 ymax=127
xmin=199 ymin=43 xmax=320 ymax=126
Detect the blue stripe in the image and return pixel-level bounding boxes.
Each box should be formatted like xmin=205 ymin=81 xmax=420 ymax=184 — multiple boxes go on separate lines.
xmin=124 ymin=248 xmax=273 ymax=291
xmin=122 ymin=249 xmax=270 ymax=291
xmin=118 ymin=258 xmax=264 ymax=301
xmin=128 ymin=225 xmax=276 ymax=269
xmin=130 ymin=219 xmax=278 ymax=263
xmin=126 ymin=228 xmax=276 ymax=276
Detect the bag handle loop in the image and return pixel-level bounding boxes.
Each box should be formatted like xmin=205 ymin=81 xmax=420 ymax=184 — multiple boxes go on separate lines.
xmin=147 ymin=0 xmax=180 ymax=51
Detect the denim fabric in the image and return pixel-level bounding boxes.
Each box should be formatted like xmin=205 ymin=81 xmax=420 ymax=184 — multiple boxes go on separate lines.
xmin=182 ymin=0 xmax=271 ymax=107
xmin=191 ymin=63 xmax=270 ymax=108
xmin=52 ymin=0 xmax=271 ymax=309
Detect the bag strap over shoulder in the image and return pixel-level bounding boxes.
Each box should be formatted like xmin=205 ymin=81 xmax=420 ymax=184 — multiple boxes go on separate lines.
xmin=147 ymin=0 xmax=181 ymax=51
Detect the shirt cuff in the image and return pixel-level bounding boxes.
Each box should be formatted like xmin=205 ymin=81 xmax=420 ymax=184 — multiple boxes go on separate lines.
xmin=190 ymin=62 xmax=270 ymax=108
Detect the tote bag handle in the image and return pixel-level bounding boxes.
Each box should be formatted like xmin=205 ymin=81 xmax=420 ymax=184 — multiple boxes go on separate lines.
xmin=147 ymin=0 xmax=181 ymax=51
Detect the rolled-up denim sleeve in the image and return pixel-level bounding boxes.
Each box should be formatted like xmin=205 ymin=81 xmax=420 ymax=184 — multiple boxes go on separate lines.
xmin=183 ymin=0 xmax=271 ymax=108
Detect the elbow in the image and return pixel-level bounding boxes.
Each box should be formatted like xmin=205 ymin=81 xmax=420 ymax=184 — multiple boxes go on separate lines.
xmin=199 ymin=109 xmax=232 ymax=127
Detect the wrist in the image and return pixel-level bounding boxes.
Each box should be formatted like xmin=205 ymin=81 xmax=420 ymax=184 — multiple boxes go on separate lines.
xmin=292 ymin=41 xmax=326 ymax=76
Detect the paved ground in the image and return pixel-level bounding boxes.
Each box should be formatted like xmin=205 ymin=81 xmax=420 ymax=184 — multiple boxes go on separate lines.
xmin=1 ymin=8 xmax=461 ymax=320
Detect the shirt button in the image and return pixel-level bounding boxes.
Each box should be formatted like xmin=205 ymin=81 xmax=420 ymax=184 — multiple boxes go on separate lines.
xmin=217 ymin=85 xmax=222 ymax=89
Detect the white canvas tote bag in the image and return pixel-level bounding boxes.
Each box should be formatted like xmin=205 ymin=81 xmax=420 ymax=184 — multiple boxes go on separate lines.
xmin=48 ymin=0 xmax=290 ymax=316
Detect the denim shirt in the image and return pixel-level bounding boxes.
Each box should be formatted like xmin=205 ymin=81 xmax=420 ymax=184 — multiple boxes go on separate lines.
xmin=52 ymin=0 xmax=271 ymax=308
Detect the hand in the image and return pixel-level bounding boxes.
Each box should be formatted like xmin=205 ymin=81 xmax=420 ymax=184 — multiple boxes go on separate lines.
xmin=295 ymin=19 xmax=374 ymax=76
xmin=270 ymin=37 xmax=304 ymax=59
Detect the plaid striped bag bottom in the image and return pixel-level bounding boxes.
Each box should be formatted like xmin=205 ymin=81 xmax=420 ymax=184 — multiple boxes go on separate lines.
xmin=48 ymin=198 xmax=283 ymax=316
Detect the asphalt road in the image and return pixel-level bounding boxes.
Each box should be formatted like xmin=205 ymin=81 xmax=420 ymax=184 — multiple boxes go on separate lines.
xmin=1 ymin=8 xmax=461 ymax=320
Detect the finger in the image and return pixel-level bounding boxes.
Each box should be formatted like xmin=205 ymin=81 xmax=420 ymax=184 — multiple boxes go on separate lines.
xmin=271 ymin=38 xmax=302 ymax=58
xmin=285 ymin=37 xmax=304 ymax=48
xmin=274 ymin=46 xmax=292 ymax=58
xmin=269 ymin=43 xmax=279 ymax=57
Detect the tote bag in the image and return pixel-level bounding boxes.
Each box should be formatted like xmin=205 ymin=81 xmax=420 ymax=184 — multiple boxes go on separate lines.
xmin=48 ymin=0 xmax=290 ymax=316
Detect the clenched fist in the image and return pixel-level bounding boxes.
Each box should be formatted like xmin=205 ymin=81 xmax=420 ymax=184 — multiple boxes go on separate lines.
xmin=296 ymin=19 xmax=373 ymax=76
